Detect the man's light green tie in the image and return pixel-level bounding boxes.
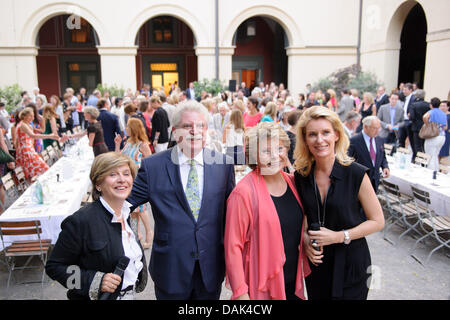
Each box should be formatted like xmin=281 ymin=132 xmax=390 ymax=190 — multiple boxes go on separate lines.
xmin=185 ymin=159 xmax=200 ymax=221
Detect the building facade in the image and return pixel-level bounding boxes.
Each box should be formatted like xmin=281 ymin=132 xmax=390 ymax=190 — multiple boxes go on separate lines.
xmin=0 ymin=0 xmax=448 ymax=100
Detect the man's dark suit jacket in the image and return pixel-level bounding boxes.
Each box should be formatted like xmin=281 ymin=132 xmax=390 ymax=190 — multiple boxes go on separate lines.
xmin=409 ymin=99 xmax=430 ymax=132
xmin=348 ymin=132 xmax=389 ymax=191
xmin=375 ymin=94 xmax=389 ymax=113
xmin=97 ymin=109 xmax=122 ymax=151
xmin=45 ymin=200 xmax=148 ymax=300
xmin=127 ymin=147 xmax=235 ymax=295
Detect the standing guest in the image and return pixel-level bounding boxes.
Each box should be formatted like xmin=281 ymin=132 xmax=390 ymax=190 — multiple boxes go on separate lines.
xmin=124 ymin=103 xmax=151 ymax=144
xmin=41 ymin=104 xmax=60 ymax=150
xmin=127 ymin=100 xmax=235 ymax=300
xmin=14 ymin=108 xmax=59 ymax=180
xmin=243 ymin=97 xmax=262 ymax=127
xmin=160 ymin=92 xmax=177 ymax=131
xmin=348 ymin=116 xmax=390 ymax=192
xmin=423 ymin=98 xmax=447 ymax=171
xmin=97 ymin=98 xmax=122 ymax=152
xmin=286 ymin=110 xmax=303 ymax=165
xmin=84 ymin=106 xmax=109 ymax=157
xmin=45 ymin=152 xmax=148 ymax=300
xmin=149 ymin=95 xmax=170 ymax=153
xmin=337 ymin=89 xmax=355 ymax=122
xmin=375 ymin=86 xmax=389 ymax=113
xmin=409 ymin=89 xmax=430 ymax=159
xmin=186 ymin=82 xmax=197 ymax=100
xmin=260 ymin=102 xmax=277 ymax=123
xmin=438 ymin=100 xmax=450 ymax=161
xmin=35 ymin=96 xmax=45 ymax=116
xmin=0 ymin=102 xmax=9 ymax=121
xmin=398 ymin=83 xmax=416 ymax=152
xmin=0 ymin=128 xmax=15 ymax=213
xmin=232 ymin=99 xmax=246 ymax=114
xmin=223 ymin=109 xmax=245 ymax=165
xmin=10 ymin=111 xmax=21 ymax=149
xmin=225 ymin=122 xmax=310 ymax=300
xmin=298 ymin=94 xmax=306 ymax=110
xmin=350 ymin=89 xmax=361 ymax=110
xmin=26 ymin=103 xmax=44 ymax=154
xmin=343 ymin=111 xmax=362 ymax=138
xmin=377 ymin=93 xmax=404 ymax=145
xmin=87 ymin=89 xmax=101 ymax=107
xmin=50 ymin=95 xmax=66 ymax=134
xmin=293 ymin=106 xmax=384 ymax=300
xmin=114 ymin=118 xmax=153 ymax=249
xmin=327 ymin=89 xmax=338 ymax=112
xmin=356 ymin=92 xmax=376 ymax=133
xmin=212 ymin=102 xmax=230 ymax=141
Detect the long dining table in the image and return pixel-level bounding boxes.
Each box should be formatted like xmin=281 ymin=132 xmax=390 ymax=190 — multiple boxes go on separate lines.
xmin=383 ymin=155 xmax=450 ymax=217
xmin=0 ymin=135 xmax=94 ymax=250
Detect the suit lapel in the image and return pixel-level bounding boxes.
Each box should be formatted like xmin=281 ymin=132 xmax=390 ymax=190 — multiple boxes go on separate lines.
xmin=165 ymin=151 xmax=194 ymax=221
xmin=198 ymin=156 xmax=211 ymax=223
xmin=358 ymin=134 xmax=374 ymax=168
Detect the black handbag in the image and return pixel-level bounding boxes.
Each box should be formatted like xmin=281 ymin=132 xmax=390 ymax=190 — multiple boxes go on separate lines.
xmin=0 ymin=148 xmax=15 ymax=164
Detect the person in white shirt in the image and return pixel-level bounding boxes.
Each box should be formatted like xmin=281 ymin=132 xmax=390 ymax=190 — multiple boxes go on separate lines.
xmin=211 ymin=102 xmax=230 ymax=141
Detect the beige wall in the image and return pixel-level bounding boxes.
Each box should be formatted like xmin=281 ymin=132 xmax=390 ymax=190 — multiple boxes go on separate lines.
xmin=0 ymin=0 xmax=448 ymax=100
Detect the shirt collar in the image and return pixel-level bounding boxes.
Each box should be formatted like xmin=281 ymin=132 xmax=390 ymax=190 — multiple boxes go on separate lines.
xmin=99 ymin=196 xmax=132 ymax=223
xmin=362 ymin=130 xmax=371 ymax=142
xmin=176 ymin=146 xmax=204 ymax=167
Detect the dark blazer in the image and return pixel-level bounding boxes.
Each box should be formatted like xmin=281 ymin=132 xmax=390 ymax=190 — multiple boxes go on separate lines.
xmin=348 ymin=132 xmax=388 ymax=191
xmin=404 ymin=95 xmax=417 ymax=117
xmin=375 ymin=94 xmax=389 ymax=113
xmin=45 ymin=200 xmax=148 ymax=300
xmin=409 ymin=99 xmax=430 ymax=132
xmin=186 ymin=88 xmax=196 ymax=100
xmin=97 ymin=109 xmax=122 ymax=151
xmin=127 ymin=147 xmax=235 ymax=295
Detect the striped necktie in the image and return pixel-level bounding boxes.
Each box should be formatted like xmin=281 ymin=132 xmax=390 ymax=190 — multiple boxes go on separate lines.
xmin=185 ymin=159 xmax=200 ymax=221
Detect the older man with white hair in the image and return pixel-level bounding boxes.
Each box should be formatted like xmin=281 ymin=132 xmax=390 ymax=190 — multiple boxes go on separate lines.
xmin=211 ymin=102 xmax=230 ymax=141
xmin=348 ymin=115 xmax=390 ymax=191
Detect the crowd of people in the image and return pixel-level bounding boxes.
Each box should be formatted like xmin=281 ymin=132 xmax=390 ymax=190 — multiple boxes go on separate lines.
xmin=0 ymin=79 xmax=449 ymax=300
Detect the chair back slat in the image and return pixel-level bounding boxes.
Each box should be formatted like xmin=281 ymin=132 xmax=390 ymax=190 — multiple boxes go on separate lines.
xmin=1 ymin=228 xmax=42 ymax=236
xmin=0 ymin=221 xmax=42 ymax=237
xmin=411 ymin=186 xmax=431 ymax=205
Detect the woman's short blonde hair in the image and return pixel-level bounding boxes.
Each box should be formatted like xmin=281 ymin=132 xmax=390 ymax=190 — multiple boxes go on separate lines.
xmin=264 ymin=102 xmax=278 ymax=120
xmin=245 ymin=122 xmax=290 ymax=170
xmin=363 ymin=92 xmax=374 ymax=105
xmin=19 ymin=107 xmax=34 ymax=120
xmin=233 ymin=99 xmax=245 ymax=113
xmin=294 ymin=106 xmax=353 ymax=176
xmin=83 ymin=106 xmax=99 ymax=119
xmin=90 ymin=152 xmax=138 ymax=201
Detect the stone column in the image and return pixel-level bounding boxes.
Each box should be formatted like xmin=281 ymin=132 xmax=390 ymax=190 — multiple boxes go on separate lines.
xmin=195 ymin=47 xmax=216 ymax=81
xmin=218 ymin=46 xmax=235 ymax=84
xmin=96 ymin=46 xmax=138 ymax=90
xmin=0 ymin=47 xmax=39 ymax=92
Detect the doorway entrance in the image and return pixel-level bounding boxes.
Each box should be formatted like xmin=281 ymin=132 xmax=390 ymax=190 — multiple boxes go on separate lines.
xmin=149 ymin=63 xmax=179 ymax=95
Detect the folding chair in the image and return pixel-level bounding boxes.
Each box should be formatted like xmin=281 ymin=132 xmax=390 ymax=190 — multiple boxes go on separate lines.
xmin=41 ymin=149 xmax=48 ymax=159
xmin=0 ymin=220 xmax=51 ymax=291
xmin=1 ymin=173 xmax=20 ymax=211
xmin=379 ymin=179 xmax=418 ymax=245
xmin=383 ymin=143 xmax=394 ymax=156
xmin=409 ymin=186 xmax=450 ymax=265
xmin=414 ymin=152 xmax=431 ymax=168
xmin=13 ymin=166 xmax=29 ymax=195
xmin=47 ymin=147 xmax=58 ymax=165
xmin=52 ymin=141 xmax=63 ymax=158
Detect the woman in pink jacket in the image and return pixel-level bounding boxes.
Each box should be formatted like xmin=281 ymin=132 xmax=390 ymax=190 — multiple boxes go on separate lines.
xmin=224 ymin=122 xmax=310 ymax=300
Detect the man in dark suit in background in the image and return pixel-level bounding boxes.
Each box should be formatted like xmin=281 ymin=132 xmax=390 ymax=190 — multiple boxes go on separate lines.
xmin=375 ymin=86 xmax=390 ymax=113
xmin=186 ymin=82 xmax=197 ymax=100
xmin=96 ymin=98 xmax=123 ymax=151
xmin=398 ymin=82 xmax=416 ymax=151
xmin=348 ymin=116 xmax=390 ymax=192
xmin=127 ymin=100 xmax=235 ymax=300
xmin=408 ymin=89 xmax=430 ymax=160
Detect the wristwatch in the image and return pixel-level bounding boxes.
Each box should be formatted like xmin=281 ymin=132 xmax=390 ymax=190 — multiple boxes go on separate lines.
xmin=343 ymin=230 xmax=351 ymax=245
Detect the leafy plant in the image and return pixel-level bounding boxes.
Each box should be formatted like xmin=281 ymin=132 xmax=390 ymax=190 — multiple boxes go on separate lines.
xmin=194 ymin=79 xmax=226 ymax=96
xmin=0 ymin=84 xmax=23 ymax=113
xmin=96 ymin=83 xmax=125 ymax=97
xmin=312 ymin=64 xmax=382 ymax=98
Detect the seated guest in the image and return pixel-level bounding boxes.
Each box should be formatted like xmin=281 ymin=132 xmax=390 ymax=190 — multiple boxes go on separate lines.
xmin=348 ymin=116 xmax=390 ymax=192
xmin=45 ymin=152 xmax=148 ymax=300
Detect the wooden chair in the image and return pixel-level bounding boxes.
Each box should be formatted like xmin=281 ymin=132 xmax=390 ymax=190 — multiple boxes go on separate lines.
xmin=0 ymin=220 xmax=51 ymax=290
xmin=409 ymin=186 xmax=450 ymax=265
xmin=52 ymin=141 xmax=63 ymax=158
xmin=414 ymin=152 xmax=431 ymax=168
xmin=384 ymin=143 xmax=394 ymax=156
xmin=13 ymin=166 xmax=29 ymax=195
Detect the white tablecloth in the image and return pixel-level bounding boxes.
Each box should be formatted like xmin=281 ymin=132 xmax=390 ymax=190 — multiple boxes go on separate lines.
xmin=384 ymin=156 xmax=450 ymax=217
xmin=0 ymin=136 xmax=94 ymax=250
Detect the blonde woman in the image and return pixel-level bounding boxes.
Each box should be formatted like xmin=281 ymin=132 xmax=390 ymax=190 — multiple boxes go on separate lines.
xmin=356 ymin=92 xmax=376 ymax=133
xmin=293 ymin=106 xmax=384 ymax=300
xmin=114 ymin=118 xmax=153 ymax=248
xmin=223 ymin=109 xmax=245 ymax=165
xmin=232 ymin=99 xmax=245 ymax=114
xmin=260 ymin=102 xmax=277 ymax=122
xmin=326 ymin=89 xmax=337 ymax=112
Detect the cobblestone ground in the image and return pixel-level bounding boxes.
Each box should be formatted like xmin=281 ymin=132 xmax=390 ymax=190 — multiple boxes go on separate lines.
xmin=0 ymin=213 xmax=449 ymax=300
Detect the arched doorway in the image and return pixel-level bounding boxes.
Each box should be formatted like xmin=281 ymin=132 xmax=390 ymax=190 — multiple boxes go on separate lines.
xmin=135 ymin=16 xmax=197 ymax=95
xmin=36 ymin=15 xmax=101 ymax=97
xmin=397 ymin=3 xmax=427 ymax=88
xmin=232 ymin=16 xmax=288 ymax=92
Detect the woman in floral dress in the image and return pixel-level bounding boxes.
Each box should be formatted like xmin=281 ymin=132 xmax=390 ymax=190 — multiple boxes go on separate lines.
xmin=15 ymin=107 xmax=59 ymax=180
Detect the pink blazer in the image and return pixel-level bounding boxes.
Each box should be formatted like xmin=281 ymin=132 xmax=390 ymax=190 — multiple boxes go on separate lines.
xmin=225 ymin=170 xmax=311 ymax=300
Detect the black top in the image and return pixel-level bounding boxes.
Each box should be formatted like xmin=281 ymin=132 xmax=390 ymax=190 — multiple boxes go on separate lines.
xmin=294 ymin=160 xmax=371 ymax=299
xmin=87 ymin=121 xmax=108 ymax=157
xmin=150 ymin=107 xmax=170 ymax=143
xmin=286 ymin=131 xmax=296 ymax=165
xmin=271 ymin=186 xmax=303 ymax=284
